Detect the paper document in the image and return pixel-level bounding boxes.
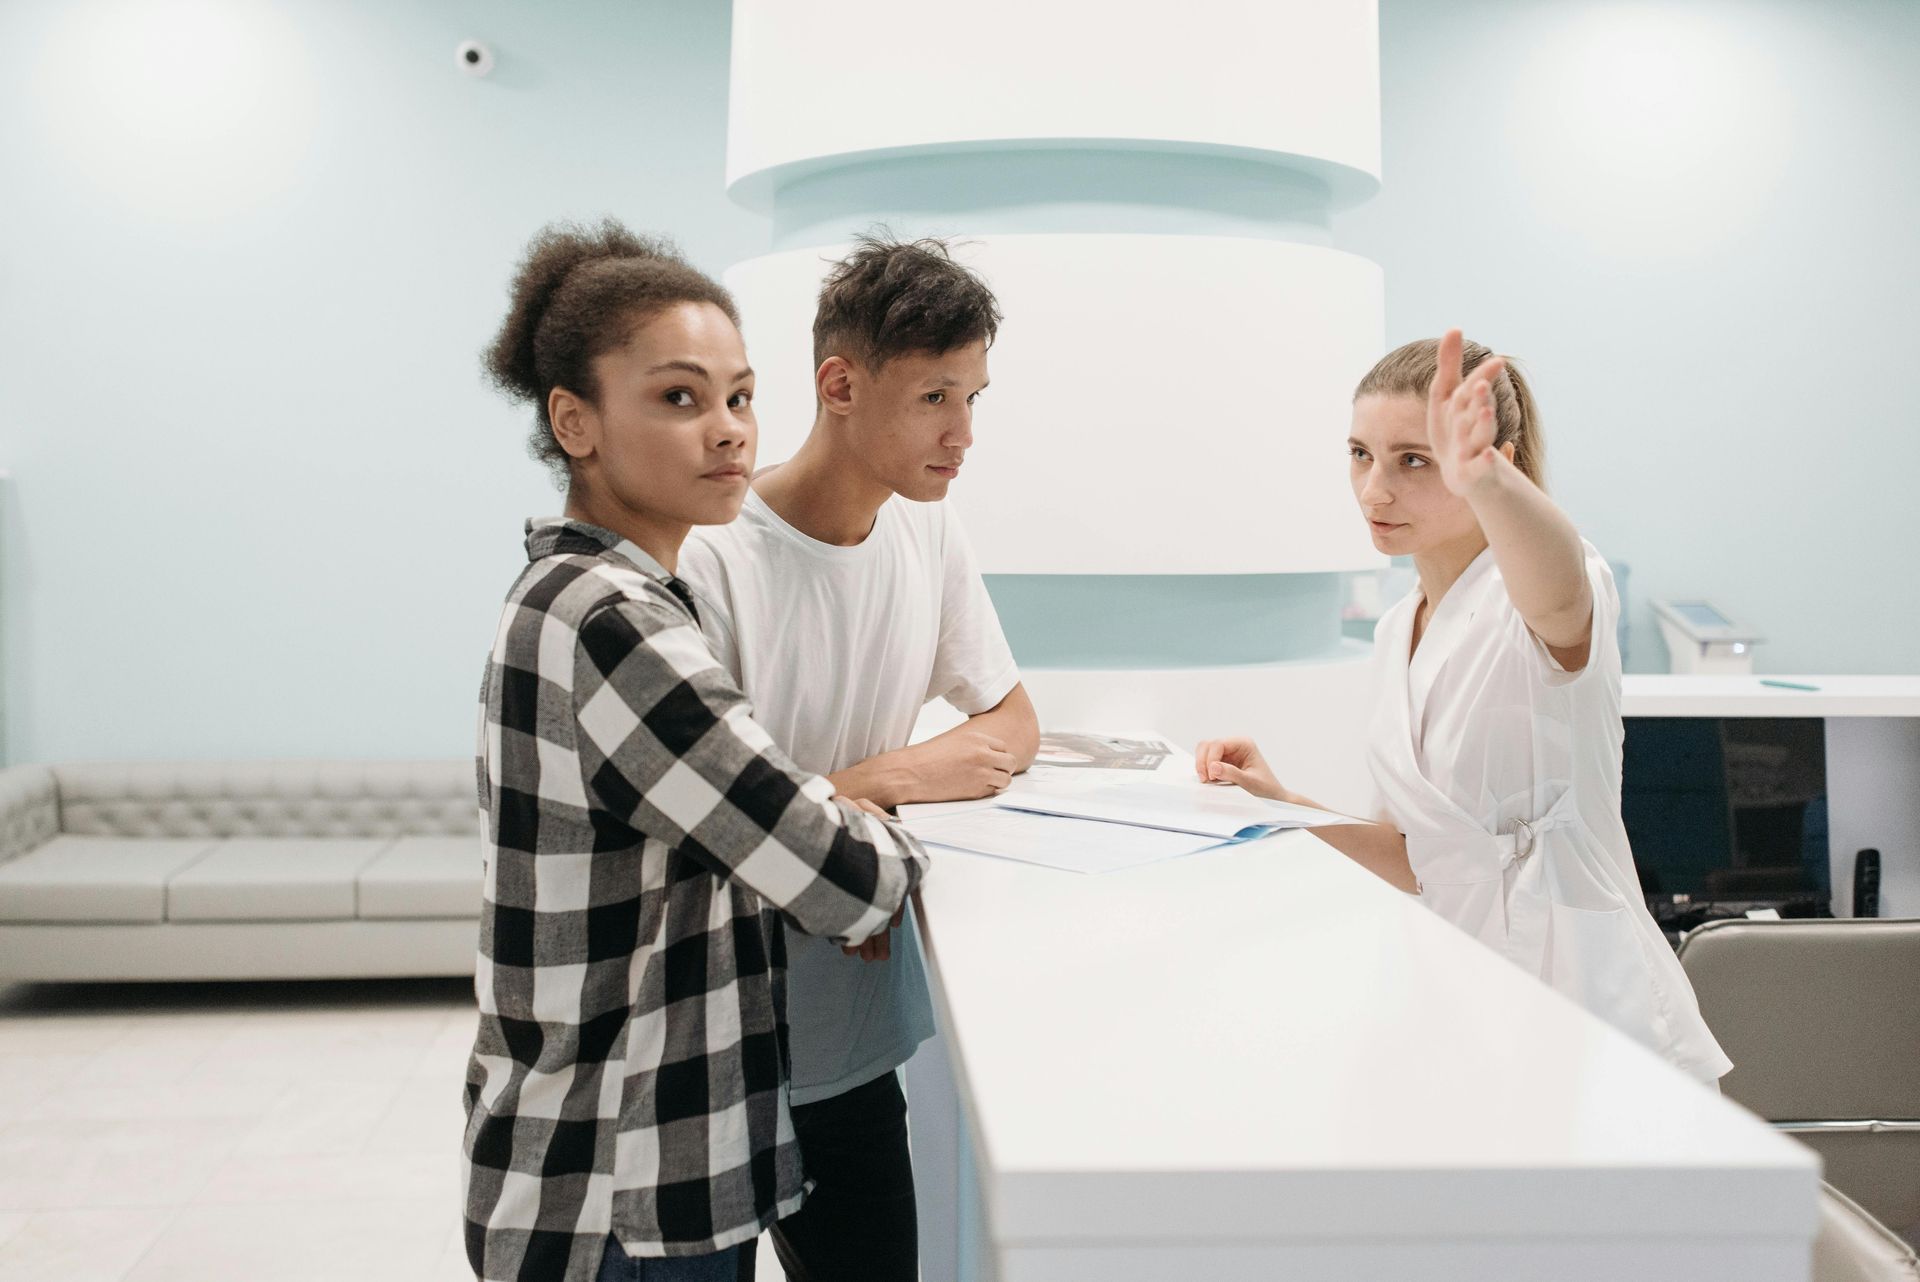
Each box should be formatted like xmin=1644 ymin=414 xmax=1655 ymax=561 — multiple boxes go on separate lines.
xmin=905 ymin=807 xmax=1218 ymax=875
xmin=897 ymin=730 xmax=1355 ymax=874
xmin=999 ymin=779 xmax=1359 ymax=840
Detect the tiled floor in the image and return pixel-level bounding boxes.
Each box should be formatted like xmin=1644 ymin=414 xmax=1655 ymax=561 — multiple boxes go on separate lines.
xmin=0 ymin=979 xmax=785 ymax=1281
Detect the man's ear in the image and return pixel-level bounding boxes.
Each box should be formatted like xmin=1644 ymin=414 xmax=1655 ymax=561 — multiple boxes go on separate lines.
xmin=816 ymin=356 xmax=856 ymax=417
xmin=549 ymin=387 xmax=597 ymax=460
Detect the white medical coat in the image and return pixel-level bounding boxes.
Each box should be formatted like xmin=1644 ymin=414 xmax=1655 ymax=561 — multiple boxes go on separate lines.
xmin=1366 ymin=543 xmax=1731 ymax=1083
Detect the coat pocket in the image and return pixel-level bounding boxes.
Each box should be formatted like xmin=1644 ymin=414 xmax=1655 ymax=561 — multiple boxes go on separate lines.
xmin=1532 ymin=823 xmax=1665 ymax=1050
xmin=1545 ymin=899 xmax=1662 ymax=1052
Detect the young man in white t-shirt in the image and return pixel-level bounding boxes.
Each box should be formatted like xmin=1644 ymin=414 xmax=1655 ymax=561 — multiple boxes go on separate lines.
xmin=678 ymin=235 xmax=1039 ymax=1282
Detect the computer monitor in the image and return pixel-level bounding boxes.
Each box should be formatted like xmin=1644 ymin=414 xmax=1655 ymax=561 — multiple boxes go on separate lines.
xmin=1621 ymin=717 xmax=1831 ymax=917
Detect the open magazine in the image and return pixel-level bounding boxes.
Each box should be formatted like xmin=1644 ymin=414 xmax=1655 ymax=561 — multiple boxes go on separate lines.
xmin=1031 ymin=731 xmax=1171 ymax=771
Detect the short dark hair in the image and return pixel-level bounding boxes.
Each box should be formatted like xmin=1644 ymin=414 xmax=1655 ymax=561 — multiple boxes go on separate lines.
xmin=811 ymin=233 xmax=1001 ymax=372
xmin=484 ymin=219 xmax=739 ymax=486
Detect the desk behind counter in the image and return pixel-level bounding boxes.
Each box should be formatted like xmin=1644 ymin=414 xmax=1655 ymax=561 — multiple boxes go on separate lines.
xmin=1621 ymin=674 xmax=1920 ymax=918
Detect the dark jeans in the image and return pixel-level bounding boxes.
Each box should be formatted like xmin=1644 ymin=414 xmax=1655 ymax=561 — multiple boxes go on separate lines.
xmin=741 ymin=1069 xmax=918 ymax=1282
xmin=597 ymin=1236 xmax=739 ymax=1282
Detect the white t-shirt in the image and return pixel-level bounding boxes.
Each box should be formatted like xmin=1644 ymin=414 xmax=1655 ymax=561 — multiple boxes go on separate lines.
xmin=679 ymin=488 xmax=1020 ymax=1103
xmin=1366 ymin=542 xmax=1731 ymax=1082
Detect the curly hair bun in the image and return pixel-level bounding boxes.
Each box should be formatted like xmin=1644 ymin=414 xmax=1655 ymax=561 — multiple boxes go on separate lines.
xmin=483 ymin=219 xmax=739 ymax=484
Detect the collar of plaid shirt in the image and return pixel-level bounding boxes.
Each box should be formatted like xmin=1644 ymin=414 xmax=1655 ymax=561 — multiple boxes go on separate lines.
xmin=525 ymin=517 xmax=701 ymax=623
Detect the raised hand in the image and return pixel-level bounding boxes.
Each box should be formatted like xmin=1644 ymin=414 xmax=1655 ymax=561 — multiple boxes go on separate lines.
xmin=1427 ymin=328 xmax=1509 ymax=498
xmin=1194 ymin=737 xmax=1289 ymax=802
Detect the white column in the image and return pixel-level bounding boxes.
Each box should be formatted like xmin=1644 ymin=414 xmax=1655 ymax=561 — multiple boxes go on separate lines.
xmin=725 ymin=5 xmax=1386 ymax=1276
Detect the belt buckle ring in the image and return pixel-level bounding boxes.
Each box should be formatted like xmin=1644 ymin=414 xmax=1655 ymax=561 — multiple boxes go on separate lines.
xmin=1512 ymin=818 xmax=1536 ymax=862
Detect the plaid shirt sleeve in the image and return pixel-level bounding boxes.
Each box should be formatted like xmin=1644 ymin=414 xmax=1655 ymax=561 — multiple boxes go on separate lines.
xmin=573 ymin=595 xmax=928 ymax=943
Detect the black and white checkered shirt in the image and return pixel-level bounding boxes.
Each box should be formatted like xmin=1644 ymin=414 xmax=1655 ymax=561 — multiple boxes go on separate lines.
xmin=464 ymin=518 xmax=929 ymax=1281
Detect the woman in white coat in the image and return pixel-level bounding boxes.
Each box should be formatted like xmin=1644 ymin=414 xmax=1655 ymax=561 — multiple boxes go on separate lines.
xmin=1198 ymin=331 xmax=1729 ymax=1084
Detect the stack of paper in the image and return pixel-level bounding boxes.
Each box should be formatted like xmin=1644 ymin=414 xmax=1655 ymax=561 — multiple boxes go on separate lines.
xmin=903 ymin=807 xmax=1216 ymax=875
xmin=901 ymin=767 xmax=1360 ymax=876
xmin=1000 ymin=779 xmax=1357 ymax=841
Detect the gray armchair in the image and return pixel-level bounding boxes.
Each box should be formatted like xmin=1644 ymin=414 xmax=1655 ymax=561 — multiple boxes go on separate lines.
xmin=1679 ymin=917 xmax=1920 ymax=1279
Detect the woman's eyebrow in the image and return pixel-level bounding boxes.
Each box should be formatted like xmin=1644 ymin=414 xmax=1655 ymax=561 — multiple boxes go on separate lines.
xmin=646 ymin=359 xmax=711 ymax=379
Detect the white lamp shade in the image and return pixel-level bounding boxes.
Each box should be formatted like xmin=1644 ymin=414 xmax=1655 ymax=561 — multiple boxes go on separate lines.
xmin=726 ymin=0 xmax=1381 ymax=208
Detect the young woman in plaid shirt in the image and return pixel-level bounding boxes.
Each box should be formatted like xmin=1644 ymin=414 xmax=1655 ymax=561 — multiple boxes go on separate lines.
xmin=464 ymin=221 xmax=930 ymax=1282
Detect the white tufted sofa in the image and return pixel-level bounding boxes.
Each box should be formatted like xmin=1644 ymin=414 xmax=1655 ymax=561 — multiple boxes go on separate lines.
xmin=0 ymin=760 xmax=482 ymax=981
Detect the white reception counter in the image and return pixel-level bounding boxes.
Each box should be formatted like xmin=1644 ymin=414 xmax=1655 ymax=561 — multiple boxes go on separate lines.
xmin=912 ymin=829 xmax=1820 ymax=1281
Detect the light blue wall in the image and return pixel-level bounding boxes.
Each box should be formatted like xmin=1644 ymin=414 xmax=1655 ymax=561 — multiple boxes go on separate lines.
xmin=0 ymin=0 xmax=767 ymax=763
xmin=1337 ymin=0 xmax=1920 ymax=674
xmin=4 ymin=0 xmax=1916 ymax=764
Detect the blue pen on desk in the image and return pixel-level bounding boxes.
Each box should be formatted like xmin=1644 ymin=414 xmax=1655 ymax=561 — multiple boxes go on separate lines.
xmin=1759 ymin=679 xmax=1821 ymax=692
